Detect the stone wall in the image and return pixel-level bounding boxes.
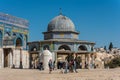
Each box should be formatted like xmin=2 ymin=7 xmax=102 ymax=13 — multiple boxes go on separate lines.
xmin=0 ymin=48 xmax=29 ymax=69
xmin=22 ymin=50 xmax=29 ymax=68
xmin=13 ymin=49 xmax=29 ymax=68
xmin=0 ymin=48 xmax=3 ymax=68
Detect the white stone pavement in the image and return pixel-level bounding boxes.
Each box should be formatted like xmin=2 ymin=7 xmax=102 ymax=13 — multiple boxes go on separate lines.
xmin=0 ymin=68 xmax=120 ymax=80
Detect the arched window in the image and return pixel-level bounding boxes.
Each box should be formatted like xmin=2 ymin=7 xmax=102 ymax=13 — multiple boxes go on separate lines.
xmin=13 ymin=33 xmax=16 ymax=36
xmin=19 ymin=34 xmax=23 ymax=38
xmin=4 ymin=32 xmax=10 ymax=37
xmin=43 ymin=45 xmax=49 ymax=50
xmin=78 ymin=45 xmax=87 ymax=51
xmin=91 ymin=47 xmax=93 ymax=51
xmin=31 ymin=46 xmax=37 ymax=51
xmin=16 ymin=38 xmax=22 ymax=47
xmin=58 ymin=45 xmax=71 ymax=50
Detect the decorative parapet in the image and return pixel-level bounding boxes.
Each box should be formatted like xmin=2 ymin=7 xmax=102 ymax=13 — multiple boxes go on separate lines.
xmin=12 ymin=29 xmax=28 ymax=34
xmin=0 ymin=12 xmax=29 ymax=28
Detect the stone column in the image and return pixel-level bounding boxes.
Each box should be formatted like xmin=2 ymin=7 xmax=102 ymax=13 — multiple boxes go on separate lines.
xmin=19 ymin=48 xmax=23 ymax=69
xmin=13 ymin=49 xmax=16 ymax=67
xmin=14 ymin=49 xmax=21 ymax=68
xmin=0 ymin=48 xmax=4 ymax=68
xmin=55 ymin=52 xmax=58 ymax=69
xmin=2 ymin=50 xmax=4 ymax=68
xmin=73 ymin=53 xmax=75 ymax=59
xmin=0 ymin=48 xmax=3 ymax=68
xmin=81 ymin=54 xmax=85 ymax=69
xmin=87 ymin=54 xmax=91 ymax=69
xmin=26 ymin=51 xmax=30 ymax=68
xmin=91 ymin=53 xmax=95 ymax=69
xmin=10 ymin=50 xmax=13 ymax=68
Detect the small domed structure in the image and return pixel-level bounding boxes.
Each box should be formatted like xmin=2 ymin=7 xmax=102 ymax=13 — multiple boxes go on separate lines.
xmin=28 ymin=12 xmax=95 ymax=70
xmin=43 ymin=14 xmax=79 ymax=40
xmin=42 ymin=49 xmax=52 ymax=70
xmin=47 ymin=14 xmax=75 ymax=31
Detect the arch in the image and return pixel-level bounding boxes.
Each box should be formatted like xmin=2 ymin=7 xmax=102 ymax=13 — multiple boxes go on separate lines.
xmin=25 ymin=35 xmax=28 ymax=42
xmin=58 ymin=45 xmax=71 ymax=50
xmin=91 ymin=46 xmax=93 ymax=51
xmin=13 ymin=32 xmax=16 ymax=36
xmin=23 ymin=35 xmax=27 ymax=49
xmin=19 ymin=34 xmax=23 ymax=38
xmin=31 ymin=46 xmax=37 ymax=51
xmin=43 ymin=45 xmax=49 ymax=50
xmin=4 ymin=32 xmax=10 ymax=37
xmin=0 ymin=31 xmax=2 ymax=39
xmin=78 ymin=45 xmax=87 ymax=51
xmin=16 ymin=37 xmax=22 ymax=47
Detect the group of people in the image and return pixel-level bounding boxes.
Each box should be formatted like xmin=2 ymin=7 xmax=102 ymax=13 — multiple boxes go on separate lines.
xmin=48 ymin=59 xmax=78 ymax=74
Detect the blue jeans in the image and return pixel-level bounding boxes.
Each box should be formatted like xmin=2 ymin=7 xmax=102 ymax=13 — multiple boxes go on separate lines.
xmin=64 ymin=66 xmax=68 ymax=73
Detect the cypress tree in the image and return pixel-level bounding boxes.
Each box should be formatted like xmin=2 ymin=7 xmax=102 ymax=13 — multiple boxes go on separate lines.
xmin=104 ymin=46 xmax=106 ymax=50
xmin=109 ymin=42 xmax=113 ymax=51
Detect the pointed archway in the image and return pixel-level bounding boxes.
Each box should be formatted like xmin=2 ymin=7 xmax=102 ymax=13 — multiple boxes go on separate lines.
xmin=3 ymin=48 xmax=13 ymax=68
xmin=58 ymin=45 xmax=71 ymax=50
xmin=78 ymin=45 xmax=87 ymax=51
xmin=56 ymin=45 xmax=72 ymax=69
xmin=43 ymin=45 xmax=49 ymax=50
xmin=16 ymin=38 xmax=22 ymax=47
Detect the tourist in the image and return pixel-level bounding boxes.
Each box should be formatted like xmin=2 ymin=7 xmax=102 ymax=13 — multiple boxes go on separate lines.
xmin=73 ymin=59 xmax=78 ymax=73
xmin=48 ymin=59 xmax=53 ymax=74
xmin=69 ymin=60 xmax=74 ymax=73
xmin=85 ymin=61 xmax=88 ymax=69
xmin=32 ymin=61 xmax=35 ymax=69
xmin=53 ymin=61 xmax=55 ymax=70
xmin=39 ymin=62 xmax=43 ymax=70
xmin=59 ymin=61 xmax=64 ymax=74
xmin=80 ymin=62 xmax=82 ymax=69
xmin=57 ymin=61 xmax=60 ymax=69
xmin=64 ymin=59 xmax=68 ymax=74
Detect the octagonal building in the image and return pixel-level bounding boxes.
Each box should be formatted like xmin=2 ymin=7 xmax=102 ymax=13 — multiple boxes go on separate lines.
xmin=28 ymin=13 xmax=95 ymax=69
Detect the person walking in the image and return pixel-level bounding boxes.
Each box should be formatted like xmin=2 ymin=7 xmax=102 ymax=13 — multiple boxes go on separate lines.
xmin=39 ymin=62 xmax=43 ymax=70
xmin=73 ymin=59 xmax=78 ymax=73
xmin=64 ymin=59 xmax=68 ymax=74
xmin=53 ymin=61 xmax=55 ymax=70
xmin=48 ymin=59 xmax=53 ymax=74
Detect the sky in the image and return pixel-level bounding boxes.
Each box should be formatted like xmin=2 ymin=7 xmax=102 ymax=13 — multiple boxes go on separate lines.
xmin=0 ymin=0 xmax=120 ymax=48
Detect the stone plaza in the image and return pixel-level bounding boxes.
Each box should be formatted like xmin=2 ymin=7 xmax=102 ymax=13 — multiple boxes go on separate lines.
xmin=0 ymin=68 xmax=120 ymax=80
xmin=0 ymin=11 xmax=120 ymax=80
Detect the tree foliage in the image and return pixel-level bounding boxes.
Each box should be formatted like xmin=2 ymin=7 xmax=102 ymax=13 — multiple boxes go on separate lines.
xmin=106 ymin=56 xmax=120 ymax=68
xmin=108 ymin=42 xmax=113 ymax=51
xmin=104 ymin=46 xmax=106 ymax=50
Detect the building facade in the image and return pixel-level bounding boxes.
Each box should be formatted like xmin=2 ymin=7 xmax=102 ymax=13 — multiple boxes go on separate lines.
xmin=28 ymin=14 xmax=95 ymax=69
xmin=0 ymin=12 xmax=29 ymax=68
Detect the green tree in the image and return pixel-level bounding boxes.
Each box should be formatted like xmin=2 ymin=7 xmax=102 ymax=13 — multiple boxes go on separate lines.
xmin=104 ymin=46 xmax=106 ymax=50
xmin=109 ymin=42 xmax=113 ymax=51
